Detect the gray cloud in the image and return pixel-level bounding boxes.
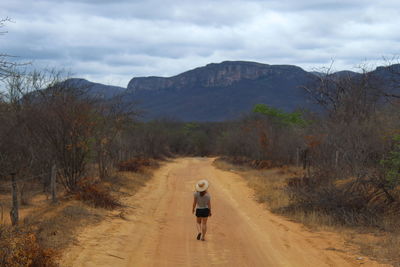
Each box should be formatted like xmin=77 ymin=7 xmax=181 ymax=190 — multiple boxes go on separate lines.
xmin=1 ymin=0 xmax=400 ymax=86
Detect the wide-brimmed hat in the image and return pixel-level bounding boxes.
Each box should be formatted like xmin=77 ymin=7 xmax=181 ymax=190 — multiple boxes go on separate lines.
xmin=195 ymin=179 xmax=209 ymax=192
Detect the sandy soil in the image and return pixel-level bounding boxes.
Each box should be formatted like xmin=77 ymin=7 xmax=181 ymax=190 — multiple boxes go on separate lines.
xmin=60 ymin=157 xmax=389 ymax=267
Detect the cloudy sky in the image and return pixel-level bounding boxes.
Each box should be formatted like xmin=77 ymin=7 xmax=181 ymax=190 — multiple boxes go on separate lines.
xmin=1 ymin=0 xmax=399 ymax=87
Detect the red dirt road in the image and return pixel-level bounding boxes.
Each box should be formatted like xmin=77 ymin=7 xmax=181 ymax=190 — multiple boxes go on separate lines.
xmin=61 ymin=157 xmax=389 ymax=267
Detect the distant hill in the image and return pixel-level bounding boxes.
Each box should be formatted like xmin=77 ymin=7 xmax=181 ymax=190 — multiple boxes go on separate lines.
xmin=65 ymin=61 xmax=400 ymax=122
xmin=126 ymin=61 xmax=319 ymax=121
xmin=63 ymin=78 xmax=125 ymax=98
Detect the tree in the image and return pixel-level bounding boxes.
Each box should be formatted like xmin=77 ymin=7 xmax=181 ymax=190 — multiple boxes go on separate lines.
xmin=29 ymin=81 xmax=98 ymax=191
xmin=92 ymin=94 xmax=137 ymax=179
xmin=381 ymin=135 xmax=400 ymax=189
xmin=1 ymin=69 xmax=94 ymax=191
xmin=253 ymin=104 xmax=308 ymax=126
xmin=0 ymin=18 xmax=20 ymax=82
xmin=304 ymin=68 xmax=382 ymax=123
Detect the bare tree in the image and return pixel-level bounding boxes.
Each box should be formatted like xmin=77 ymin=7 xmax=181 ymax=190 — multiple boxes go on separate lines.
xmin=304 ymin=66 xmax=382 ymax=122
xmin=0 ymin=18 xmax=27 ymax=82
xmin=92 ymin=94 xmax=137 ymax=179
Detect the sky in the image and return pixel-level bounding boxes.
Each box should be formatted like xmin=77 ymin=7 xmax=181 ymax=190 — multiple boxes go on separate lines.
xmin=1 ymin=0 xmax=400 ymax=87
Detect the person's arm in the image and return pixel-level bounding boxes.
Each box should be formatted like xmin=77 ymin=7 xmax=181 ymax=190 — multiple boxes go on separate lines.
xmin=208 ymin=199 xmax=212 ymax=217
xmin=192 ymin=195 xmax=197 ymax=214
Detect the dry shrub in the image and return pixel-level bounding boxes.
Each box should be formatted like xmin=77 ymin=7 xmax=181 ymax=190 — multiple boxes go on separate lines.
xmin=353 ymin=228 xmax=400 ymax=267
xmin=75 ymin=181 xmax=121 ymax=210
xmin=247 ymin=172 xmax=290 ymax=210
xmin=214 ymin=158 xmax=292 ymax=210
xmin=285 ymin=172 xmax=400 ymax=227
xmin=117 ymin=157 xmax=159 ymax=172
xmin=0 ymin=226 xmax=58 ymax=267
xmin=32 ymin=204 xmax=103 ymax=251
xmin=285 ymin=181 xmax=364 ymax=226
xmin=220 ymin=156 xmax=281 ymax=169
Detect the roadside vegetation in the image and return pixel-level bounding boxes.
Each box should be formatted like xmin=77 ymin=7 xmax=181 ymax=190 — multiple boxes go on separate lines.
xmin=2 ymin=17 xmax=400 ymax=266
xmin=1 ymin=19 xmax=163 ymax=264
xmin=2 ymin=66 xmax=399 ymax=265
xmin=213 ymin=69 xmax=400 ymax=266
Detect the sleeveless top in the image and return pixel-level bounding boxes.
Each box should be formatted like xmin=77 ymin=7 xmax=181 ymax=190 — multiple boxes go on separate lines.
xmin=193 ymin=192 xmax=210 ymax=209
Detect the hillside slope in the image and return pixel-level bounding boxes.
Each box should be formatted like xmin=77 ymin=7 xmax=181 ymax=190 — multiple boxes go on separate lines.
xmin=66 ymin=62 xmax=400 ymax=121
xmin=127 ymin=61 xmax=318 ymax=121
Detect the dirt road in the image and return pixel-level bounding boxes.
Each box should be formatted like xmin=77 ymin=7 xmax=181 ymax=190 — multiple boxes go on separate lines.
xmin=61 ymin=158 xmax=388 ymax=267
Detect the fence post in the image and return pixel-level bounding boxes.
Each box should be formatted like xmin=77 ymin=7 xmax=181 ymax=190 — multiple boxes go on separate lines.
xmin=10 ymin=173 xmax=18 ymax=226
xmin=51 ymin=164 xmax=57 ymax=203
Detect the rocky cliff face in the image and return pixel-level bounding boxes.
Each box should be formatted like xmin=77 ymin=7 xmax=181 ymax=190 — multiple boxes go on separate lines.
xmin=63 ymin=61 xmax=399 ymax=121
xmin=127 ymin=61 xmax=307 ymax=92
xmin=124 ymin=61 xmax=318 ymax=121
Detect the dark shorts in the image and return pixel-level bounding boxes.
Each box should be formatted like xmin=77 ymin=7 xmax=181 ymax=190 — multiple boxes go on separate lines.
xmin=196 ymin=208 xmax=210 ymax=218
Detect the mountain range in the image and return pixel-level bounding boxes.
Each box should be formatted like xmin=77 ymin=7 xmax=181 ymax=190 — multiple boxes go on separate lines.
xmin=66 ymin=61 xmax=399 ymax=122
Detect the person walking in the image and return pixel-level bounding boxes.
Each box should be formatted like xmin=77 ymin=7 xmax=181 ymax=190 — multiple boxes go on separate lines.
xmin=192 ymin=179 xmax=212 ymax=241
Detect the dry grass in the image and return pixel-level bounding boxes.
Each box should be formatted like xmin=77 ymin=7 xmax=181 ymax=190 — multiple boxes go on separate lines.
xmin=0 ymin=161 xmax=159 ymax=266
xmin=214 ymin=159 xmax=331 ymax=227
xmin=0 ymin=225 xmax=58 ymax=267
xmin=74 ymin=166 xmax=154 ymax=210
xmin=20 ymin=200 xmax=105 ymax=252
xmin=349 ymin=230 xmax=400 ymax=267
xmin=0 ymin=199 xmax=105 ymax=266
xmin=214 ymin=158 xmax=400 ymax=266
xmin=103 ymin=170 xmax=153 ymax=196
xmin=214 ymin=158 xmax=295 ymax=211
xmin=117 ymin=158 xmax=160 ymax=172
xmin=75 ymin=181 xmax=121 ymax=210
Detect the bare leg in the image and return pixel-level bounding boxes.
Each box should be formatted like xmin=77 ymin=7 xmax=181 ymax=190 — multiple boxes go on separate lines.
xmin=201 ymin=217 xmax=208 ymax=241
xmin=196 ymin=217 xmax=202 ymax=235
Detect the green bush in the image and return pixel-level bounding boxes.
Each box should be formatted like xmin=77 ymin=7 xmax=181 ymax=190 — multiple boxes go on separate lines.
xmin=253 ymin=104 xmax=309 ymax=126
xmin=381 ymin=135 xmax=400 ymax=189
